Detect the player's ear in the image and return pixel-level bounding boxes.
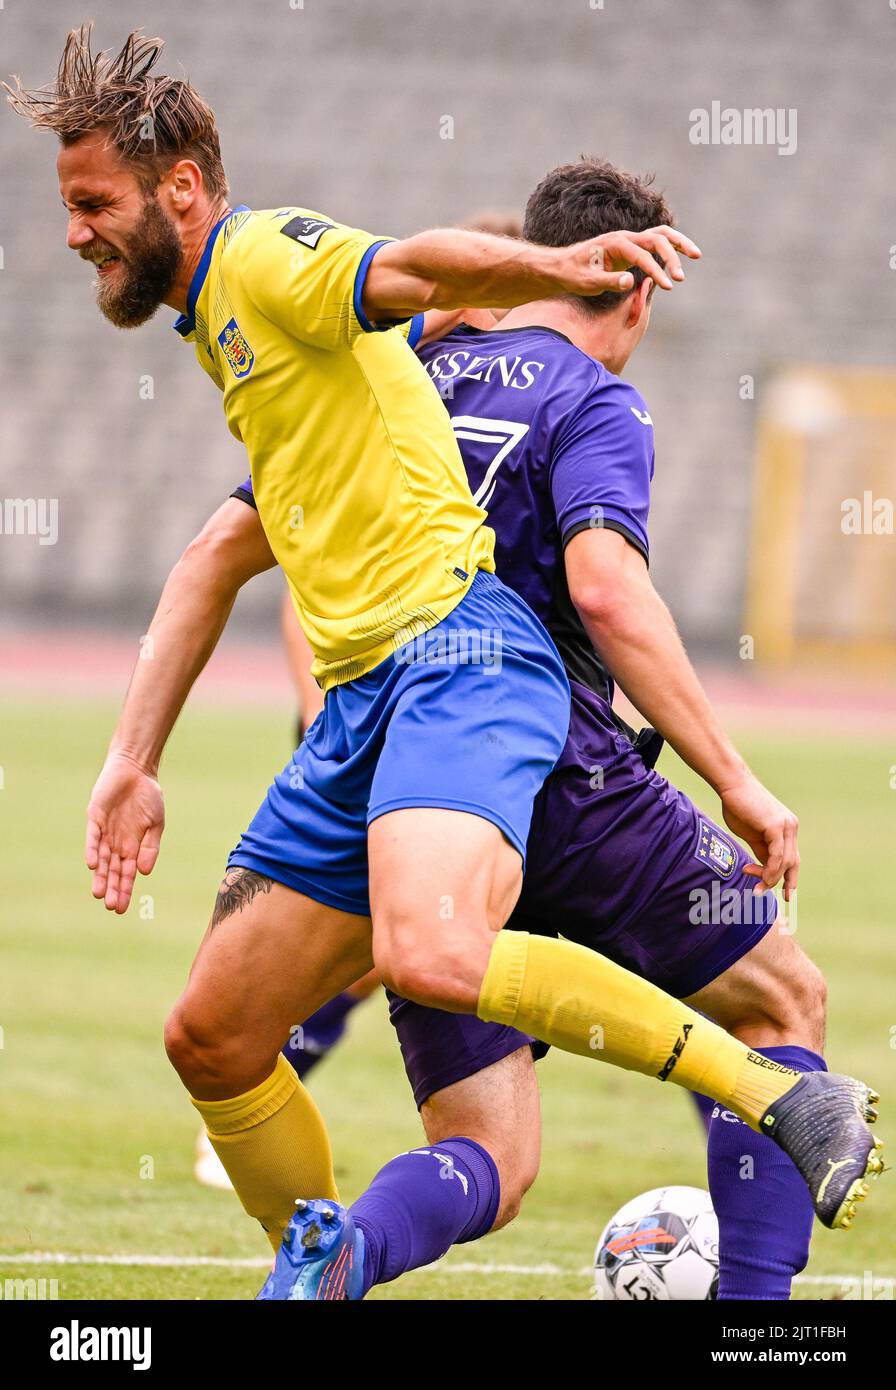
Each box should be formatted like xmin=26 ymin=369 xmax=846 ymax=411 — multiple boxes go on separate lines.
xmin=626 ymin=279 xmax=653 ymax=329
xmin=166 ymin=159 xmax=204 ymax=213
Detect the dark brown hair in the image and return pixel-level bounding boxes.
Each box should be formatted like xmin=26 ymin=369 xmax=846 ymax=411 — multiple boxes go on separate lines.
xmin=524 ymin=157 xmax=673 ymax=314
xmin=5 ymin=26 xmax=228 ymax=199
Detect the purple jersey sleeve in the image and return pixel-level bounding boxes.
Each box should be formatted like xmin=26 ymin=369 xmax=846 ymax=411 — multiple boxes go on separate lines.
xmin=231 ymin=475 xmax=256 ymax=508
xmin=550 ymin=378 xmax=654 ymax=562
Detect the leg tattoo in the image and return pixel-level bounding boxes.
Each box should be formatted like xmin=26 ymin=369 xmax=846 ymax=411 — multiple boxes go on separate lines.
xmin=211 ymin=867 xmax=273 ymax=928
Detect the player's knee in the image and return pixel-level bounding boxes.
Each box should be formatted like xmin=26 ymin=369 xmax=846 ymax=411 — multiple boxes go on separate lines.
xmin=374 ymin=915 xmax=487 ymax=1012
xmin=421 ymin=1122 xmax=539 ymax=1233
xmin=770 ymin=948 xmax=827 ymax=1047
xmin=490 ymin=1141 xmax=540 ymax=1231
xmin=796 ymin=955 xmax=827 ymax=1047
xmin=164 ymin=999 xmax=249 ymax=1095
xmin=730 ymin=945 xmax=827 ymax=1052
xmin=164 ymin=1002 xmax=208 ymax=1086
xmin=378 ymin=952 xmax=469 ymax=1012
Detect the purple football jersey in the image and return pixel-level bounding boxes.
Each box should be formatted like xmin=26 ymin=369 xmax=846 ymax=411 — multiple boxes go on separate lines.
xmin=416 ymin=325 xmax=655 ymax=700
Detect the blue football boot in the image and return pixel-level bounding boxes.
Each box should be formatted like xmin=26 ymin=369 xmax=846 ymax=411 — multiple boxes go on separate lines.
xmin=257 ymin=1199 xmax=366 ymax=1300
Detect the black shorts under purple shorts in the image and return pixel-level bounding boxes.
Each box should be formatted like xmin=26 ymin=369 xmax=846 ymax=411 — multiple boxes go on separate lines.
xmin=389 ymin=680 xmax=777 ymax=1108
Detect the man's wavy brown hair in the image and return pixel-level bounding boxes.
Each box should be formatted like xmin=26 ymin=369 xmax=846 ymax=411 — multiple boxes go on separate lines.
xmin=524 ymin=158 xmax=673 ymax=316
xmin=5 ymin=25 xmax=228 ymax=198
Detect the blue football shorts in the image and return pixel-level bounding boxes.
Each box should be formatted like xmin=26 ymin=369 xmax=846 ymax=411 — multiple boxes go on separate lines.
xmin=227 ymin=569 xmax=571 ymax=917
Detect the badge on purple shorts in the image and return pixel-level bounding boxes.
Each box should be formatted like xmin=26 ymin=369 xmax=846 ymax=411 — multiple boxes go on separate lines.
xmin=695 ymin=819 xmax=737 ymax=879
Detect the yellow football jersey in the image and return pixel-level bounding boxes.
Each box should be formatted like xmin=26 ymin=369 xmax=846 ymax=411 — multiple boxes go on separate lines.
xmin=174 ymin=205 xmax=495 ymax=690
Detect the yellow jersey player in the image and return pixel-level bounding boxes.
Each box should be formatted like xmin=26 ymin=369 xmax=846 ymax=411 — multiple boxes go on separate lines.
xmin=10 ymin=28 xmax=881 ymax=1297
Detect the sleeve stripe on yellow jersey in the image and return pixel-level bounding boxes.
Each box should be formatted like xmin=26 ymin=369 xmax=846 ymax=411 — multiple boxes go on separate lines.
xmin=352 ymin=239 xmax=413 ymax=335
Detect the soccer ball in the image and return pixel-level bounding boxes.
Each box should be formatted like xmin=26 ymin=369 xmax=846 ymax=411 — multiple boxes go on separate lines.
xmin=592 ymin=1185 xmax=719 ymax=1301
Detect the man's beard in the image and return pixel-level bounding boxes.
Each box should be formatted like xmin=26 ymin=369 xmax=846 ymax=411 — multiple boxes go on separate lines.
xmin=94 ymin=197 xmax=183 ymax=329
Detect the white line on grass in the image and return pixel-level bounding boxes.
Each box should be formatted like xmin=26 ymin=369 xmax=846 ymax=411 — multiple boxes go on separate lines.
xmin=0 ymin=1252 xmax=887 ymax=1286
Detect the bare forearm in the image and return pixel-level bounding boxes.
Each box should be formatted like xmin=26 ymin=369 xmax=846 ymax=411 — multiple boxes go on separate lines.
xmin=375 ymin=230 xmax=562 ymax=313
xmin=110 ymin=548 xmax=239 ymax=775
xmin=583 ymin=586 xmax=747 ymax=795
xmin=363 ymin=225 xmax=696 ymax=322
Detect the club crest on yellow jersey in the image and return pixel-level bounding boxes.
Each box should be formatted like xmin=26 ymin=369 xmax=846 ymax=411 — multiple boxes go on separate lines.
xmin=217 ymin=317 xmax=255 ymax=378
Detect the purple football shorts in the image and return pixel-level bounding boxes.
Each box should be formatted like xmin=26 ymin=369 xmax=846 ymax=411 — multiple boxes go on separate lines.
xmin=389 ymin=680 xmax=777 ymax=1108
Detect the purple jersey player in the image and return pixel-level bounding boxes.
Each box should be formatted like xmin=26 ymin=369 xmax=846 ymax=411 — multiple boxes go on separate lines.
xmin=88 ymin=160 xmax=874 ymax=1300
xmin=409 ymin=321 xmax=773 ymax=999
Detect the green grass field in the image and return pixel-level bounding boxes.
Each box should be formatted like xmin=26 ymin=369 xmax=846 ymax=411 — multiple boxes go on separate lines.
xmin=1 ymin=692 xmax=893 ymax=1300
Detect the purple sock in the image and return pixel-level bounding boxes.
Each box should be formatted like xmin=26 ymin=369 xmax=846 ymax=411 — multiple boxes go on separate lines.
xmin=708 ymin=1044 xmax=826 ymax=1300
xmin=692 ymin=1092 xmax=715 ymax=1134
xmin=281 ymin=991 xmax=362 ymax=1080
xmin=350 ymin=1137 xmax=500 ymax=1295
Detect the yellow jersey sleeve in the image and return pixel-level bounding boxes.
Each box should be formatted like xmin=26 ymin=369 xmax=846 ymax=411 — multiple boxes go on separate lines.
xmin=182 ymin=205 xmax=490 ymax=690
xmin=233 ymin=211 xmax=409 ymax=351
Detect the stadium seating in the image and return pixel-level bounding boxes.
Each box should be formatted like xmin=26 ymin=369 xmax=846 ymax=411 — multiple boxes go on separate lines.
xmin=1 ymin=0 xmax=891 ymax=651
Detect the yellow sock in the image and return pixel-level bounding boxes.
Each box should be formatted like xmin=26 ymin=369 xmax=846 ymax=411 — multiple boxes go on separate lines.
xmin=478 ymin=932 xmax=799 ymax=1131
xmin=192 ymin=1054 xmax=339 ymax=1253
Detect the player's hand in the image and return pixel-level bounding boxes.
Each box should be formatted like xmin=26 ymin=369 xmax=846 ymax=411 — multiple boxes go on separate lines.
xmin=552 ymin=226 xmax=701 ymax=296
xmin=85 ymin=751 xmax=165 ymax=915
xmin=718 ymin=772 xmax=800 ymax=899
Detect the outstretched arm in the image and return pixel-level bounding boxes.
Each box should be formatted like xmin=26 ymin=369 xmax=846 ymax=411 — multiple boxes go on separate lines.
xmin=86 ymin=499 xmax=276 ymax=914
xmin=565 ymin=528 xmax=800 ymax=898
xmin=362 ymin=226 xmax=699 ymax=321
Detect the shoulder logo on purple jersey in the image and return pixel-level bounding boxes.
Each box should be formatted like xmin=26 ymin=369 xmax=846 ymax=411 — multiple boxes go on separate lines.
xmin=217 ymin=317 xmax=255 ymax=379
xmin=630 ymin=406 xmax=653 ymax=426
xmin=695 ymin=819 xmax=737 ymax=879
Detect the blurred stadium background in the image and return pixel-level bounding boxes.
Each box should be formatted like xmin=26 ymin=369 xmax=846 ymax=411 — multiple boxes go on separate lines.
xmin=1 ymin=0 xmax=894 ymax=1300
